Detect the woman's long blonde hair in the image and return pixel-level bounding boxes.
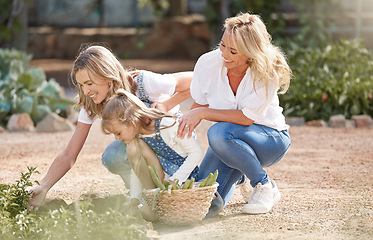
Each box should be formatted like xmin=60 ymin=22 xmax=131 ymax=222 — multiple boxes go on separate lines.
xmin=71 ymin=44 xmax=137 ymax=119
xmin=224 ymin=13 xmax=291 ymax=94
xmin=101 ymin=89 xmax=176 ymax=136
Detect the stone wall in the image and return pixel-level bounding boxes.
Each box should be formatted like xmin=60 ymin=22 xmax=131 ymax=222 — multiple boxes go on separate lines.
xmin=27 ymin=14 xmax=210 ymax=59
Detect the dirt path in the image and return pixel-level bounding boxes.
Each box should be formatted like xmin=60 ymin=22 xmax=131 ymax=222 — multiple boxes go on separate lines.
xmin=1 ymin=106 xmax=372 ymax=239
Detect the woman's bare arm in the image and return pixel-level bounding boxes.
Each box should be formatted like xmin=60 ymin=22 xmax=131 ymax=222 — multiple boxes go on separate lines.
xmin=151 ymin=71 xmax=193 ymax=112
xmin=29 ymin=122 xmax=92 ymax=208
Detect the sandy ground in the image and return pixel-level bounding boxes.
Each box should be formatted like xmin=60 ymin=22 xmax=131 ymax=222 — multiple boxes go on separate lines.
xmin=1 ymin=98 xmax=372 ymax=239
xmin=1 ymin=60 xmax=372 ymax=239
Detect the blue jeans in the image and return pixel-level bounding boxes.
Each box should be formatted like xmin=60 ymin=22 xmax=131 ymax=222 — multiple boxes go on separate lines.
xmin=198 ymin=123 xmax=291 ymax=206
xmin=101 ymin=140 xmax=131 ymax=188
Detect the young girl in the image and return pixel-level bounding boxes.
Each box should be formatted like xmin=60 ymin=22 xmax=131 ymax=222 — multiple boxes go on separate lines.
xmin=101 ymin=90 xmax=202 ymax=199
xmin=29 ymin=44 xmax=193 ymax=209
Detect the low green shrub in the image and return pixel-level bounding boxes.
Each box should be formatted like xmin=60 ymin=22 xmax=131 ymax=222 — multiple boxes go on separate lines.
xmin=281 ymin=40 xmax=373 ymax=121
xmin=0 ymin=168 xmax=152 ymax=240
xmin=0 ymin=48 xmax=75 ymax=127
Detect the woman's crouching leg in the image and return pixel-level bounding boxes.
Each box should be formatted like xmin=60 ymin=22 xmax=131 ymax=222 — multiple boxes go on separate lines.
xmin=101 ymin=140 xmax=132 ymax=188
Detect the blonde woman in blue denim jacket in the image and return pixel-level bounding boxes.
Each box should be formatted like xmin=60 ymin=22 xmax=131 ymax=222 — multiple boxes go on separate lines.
xmin=178 ymin=13 xmax=291 ymax=215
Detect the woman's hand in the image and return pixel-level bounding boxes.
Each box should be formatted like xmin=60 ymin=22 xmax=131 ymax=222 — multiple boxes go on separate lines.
xmin=28 ymin=185 xmax=48 ymax=210
xmin=177 ymin=108 xmax=204 ymax=139
xmin=151 ymin=101 xmax=168 ymax=112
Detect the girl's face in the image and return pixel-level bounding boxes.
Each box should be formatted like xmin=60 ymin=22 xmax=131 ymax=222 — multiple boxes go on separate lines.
xmin=106 ymin=119 xmax=138 ymax=144
xmin=76 ymin=69 xmax=110 ymax=104
xmin=219 ymin=30 xmax=249 ymax=73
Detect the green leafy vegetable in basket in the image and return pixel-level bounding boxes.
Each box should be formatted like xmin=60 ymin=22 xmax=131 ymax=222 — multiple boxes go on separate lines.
xmin=199 ymin=170 xmax=218 ymax=188
xmin=147 ymin=165 xmax=218 ymax=191
xmin=148 ymin=165 xmax=165 ymax=190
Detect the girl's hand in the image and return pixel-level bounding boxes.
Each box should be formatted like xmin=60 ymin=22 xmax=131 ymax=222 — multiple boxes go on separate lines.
xmin=28 ymin=185 xmax=48 ymax=210
xmin=151 ymin=101 xmax=168 ymax=112
xmin=177 ymin=108 xmax=203 ymax=139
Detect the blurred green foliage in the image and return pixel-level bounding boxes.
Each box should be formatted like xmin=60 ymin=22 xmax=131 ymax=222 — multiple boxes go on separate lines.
xmin=280 ymin=0 xmax=341 ymax=52
xmin=138 ymin=0 xmax=170 ymax=19
xmin=281 ymin=40 xmax=373 ymax=121
xmin=203 ymin=0 xmax=285 ymax=45
xmin=0 ymin=167 xmax=151 ymax=240
xmin=0 ymin=0 xmax=25 ymax=47
xmin=0 ymin=48 xmax=75 ymax=127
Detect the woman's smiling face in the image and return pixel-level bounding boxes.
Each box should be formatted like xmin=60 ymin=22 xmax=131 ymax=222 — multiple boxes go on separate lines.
xmin=219 ymin=30 xmax=249 ymax=73
xmin=75 ymin=69 xmax=110 ymax=104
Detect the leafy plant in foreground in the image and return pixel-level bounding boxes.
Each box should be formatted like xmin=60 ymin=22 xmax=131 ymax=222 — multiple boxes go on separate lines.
xmin=0 ymin=166 xmax=39 ymax=218
xmin=0 ymin=167 xmax=153 ymax=240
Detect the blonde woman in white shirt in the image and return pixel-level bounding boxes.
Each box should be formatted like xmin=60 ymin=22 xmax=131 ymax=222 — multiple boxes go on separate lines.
xmin=29 ymin=44 xmax=193 ymax=209
xmin=178 ymin=13 xmax=291 ymax=215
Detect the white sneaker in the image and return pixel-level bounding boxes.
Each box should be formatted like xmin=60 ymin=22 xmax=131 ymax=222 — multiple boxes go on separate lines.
xmin=242 ymin=179 xmax=281 ymax=214
xmin=238 ymin=179 xmax=253 ymax=202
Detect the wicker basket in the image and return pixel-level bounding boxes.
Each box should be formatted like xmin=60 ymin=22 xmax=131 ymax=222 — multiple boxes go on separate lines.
xmin=142 ymin=182 xmax=219 ymax=225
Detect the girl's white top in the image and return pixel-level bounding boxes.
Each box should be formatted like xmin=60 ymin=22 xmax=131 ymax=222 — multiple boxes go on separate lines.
xmin=131 ymin=117 xmax=203 ymax=200
xmin=77 ymin=70 xmax=179 ymax=124
xmin=139 ymin=117 xmax=203 ymax=183
xmin=191 ymin=49 xmax=289 ymax=131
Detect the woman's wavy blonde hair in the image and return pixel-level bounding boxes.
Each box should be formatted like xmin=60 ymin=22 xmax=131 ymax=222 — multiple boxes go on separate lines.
xmin=224 ymin=12 xmax=291 ymax=94
xmin=101 ymin=89 xmax=176 ymax=136
xmin=71 ymin=44 xmax=137 ymax=119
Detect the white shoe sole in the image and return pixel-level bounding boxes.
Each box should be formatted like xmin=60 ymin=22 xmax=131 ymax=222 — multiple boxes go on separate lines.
xmin=242 ymin=180 xmax=281 ymax=214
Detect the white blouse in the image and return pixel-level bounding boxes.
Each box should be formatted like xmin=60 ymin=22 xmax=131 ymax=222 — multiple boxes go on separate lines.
xmin=191 ymin=49 xmax=289 ymax=131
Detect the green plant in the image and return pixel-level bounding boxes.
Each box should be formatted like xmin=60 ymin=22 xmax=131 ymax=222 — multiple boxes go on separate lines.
xmin=203 ymin=0 xmax=285 ymax=45
xmin=138 ymin=0 xmax=170 ymax=19
xmin=0 ymin=0 xmax=24 ymax=47
xmin=281 ymin=39 xmax=373 ymax=121
xmin=0 ymin=167 xmax=39 ymax=239
xmin=0 ymin=48 xmax=75 ymax=127
xmin=0 ymin=168 xmax=153 ymax=239
xmin=291 ymin=0 xmax=340 ymax=49
xmin=32 ymin=202 xmax=150 ymax=240
xmin=278 ymin=0 xmax=341 ymax=54
xmin=0 ymin=166 xmax=39 ymax=218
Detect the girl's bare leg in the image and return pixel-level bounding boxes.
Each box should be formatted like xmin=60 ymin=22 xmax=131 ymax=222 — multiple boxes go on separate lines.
xmin=126 ymin=139 xmax=164 ymax=189
xmin=126 ymin=139 xmax=164 ymax=222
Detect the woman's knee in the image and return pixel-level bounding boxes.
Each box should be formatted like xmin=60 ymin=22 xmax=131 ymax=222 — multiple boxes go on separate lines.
xmin=101 ymin=140 xmax=131 ymax=174
xmin=207 ymin=122 xmax=234 ymax=148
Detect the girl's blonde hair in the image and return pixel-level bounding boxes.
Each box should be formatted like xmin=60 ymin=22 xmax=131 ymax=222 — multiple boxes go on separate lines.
xmin=71 ymin=44 xmax=137 ymax=119
xmin=101 ymin=89 xmax=176 ymax=135
xmin=224 ymin=12 xmax=291 ymax=94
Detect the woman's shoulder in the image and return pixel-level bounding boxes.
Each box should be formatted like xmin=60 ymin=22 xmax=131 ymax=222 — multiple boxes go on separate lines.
xmin=197 ymin=48 xmax=221 ymax=62
xmin=195 ymin=49 xmax=222 ymax=72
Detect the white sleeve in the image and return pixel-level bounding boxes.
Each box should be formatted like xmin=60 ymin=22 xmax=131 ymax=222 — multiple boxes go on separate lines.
xmin=191 ymin=49 xmax=223 ymax=106
xmin=130 ymin=170 xmax=143 ymax=200
xmin=141 ymin=70 xmax=176 ymax=101
xmin=77 ymin=107 xmax=96 ymax=124
xmin=190 ymin=55 xmax=209 ymax=106
xmin=168 ymin=135 xmax=203 ymax=183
